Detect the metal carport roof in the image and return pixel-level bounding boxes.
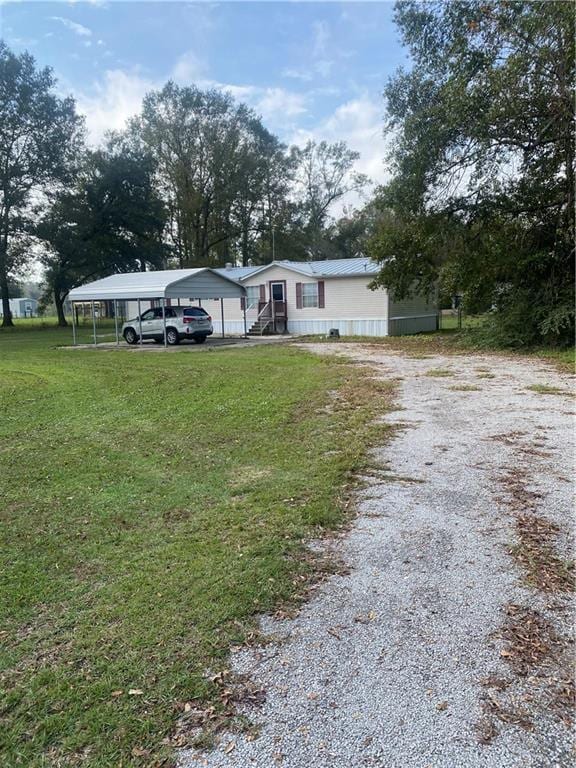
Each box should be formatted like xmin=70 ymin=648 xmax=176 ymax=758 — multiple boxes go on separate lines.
xmin=68 ymin=268 xmax=246 ymax=301
xmin=68 ymin=268 xmax=247 ymax=347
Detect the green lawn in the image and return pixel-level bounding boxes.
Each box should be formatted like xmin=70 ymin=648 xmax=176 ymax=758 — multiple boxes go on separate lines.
xmin=0 ymin=323 xmax=392 ymax=767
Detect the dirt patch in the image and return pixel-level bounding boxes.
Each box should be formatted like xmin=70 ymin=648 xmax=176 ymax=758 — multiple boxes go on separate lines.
xmin=510 ymin=514 xmax=574 ymax=593
xmin=477 ymin=602 xmax=575 ymax=742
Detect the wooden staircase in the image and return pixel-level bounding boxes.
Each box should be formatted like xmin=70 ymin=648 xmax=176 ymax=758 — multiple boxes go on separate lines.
xmin=247 ymin=299 xmax=287 ymax=336
xmin=248 ymin=318 xmax=275 ymax=336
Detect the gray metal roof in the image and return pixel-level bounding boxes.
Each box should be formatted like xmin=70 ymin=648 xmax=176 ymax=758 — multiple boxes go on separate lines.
xmin=216 ymin=257 xmax=380 ymax=282
xmin=68 ymin=268 xmax=245 ymax=301
xmin=216 ymin=265 xmax=260 ymax=280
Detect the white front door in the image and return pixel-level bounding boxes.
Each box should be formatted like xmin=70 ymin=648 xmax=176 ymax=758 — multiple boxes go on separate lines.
xmin=270 ymin=282 xmax=285 ymax=302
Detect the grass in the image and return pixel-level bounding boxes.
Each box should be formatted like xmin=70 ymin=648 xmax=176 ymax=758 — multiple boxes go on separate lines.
xmin=0 ymin=322 xmax=393 ymax=767
xmin=526 ymin=384 xmax=571 ymax=397
xmin=424 ymin=368 xmax=454 ymax=377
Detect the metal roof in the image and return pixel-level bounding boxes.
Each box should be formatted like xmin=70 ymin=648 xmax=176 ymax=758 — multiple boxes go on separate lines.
xmin=216 ymin=265 xmax=260 ymax=280
xmin=216 ymin=257 xmax=380 ymax=282
xmin=68 ymin=268 xmax=246 ymax=301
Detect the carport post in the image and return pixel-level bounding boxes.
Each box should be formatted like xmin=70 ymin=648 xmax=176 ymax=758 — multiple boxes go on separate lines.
xmin=220 ymin=298 xmax=225 ymax=338
xmin=242 ymin=301 xmax=247 ymax=338
xmin=113 ymin=299 xmax=119 ymax=345
xmin=137 ymin=299 xmax=143 ymax=346
xmin=71 ymin=301 xmax=77 ymax=346
xmin=161 ymin=297 xmax=167 ymax=347
xmin=91 ymin=301 xmax=97 ymax=346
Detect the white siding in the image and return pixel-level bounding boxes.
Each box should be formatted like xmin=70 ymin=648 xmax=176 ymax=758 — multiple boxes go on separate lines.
xmin=125 ymin=269 xmax=438 ymax=337
xmin=202 ymin=267 xmax=389 ymax=336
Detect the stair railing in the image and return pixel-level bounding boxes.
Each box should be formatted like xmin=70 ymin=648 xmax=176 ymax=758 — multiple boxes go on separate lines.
xmin=247 ymin=301 xmax=272 ymax=336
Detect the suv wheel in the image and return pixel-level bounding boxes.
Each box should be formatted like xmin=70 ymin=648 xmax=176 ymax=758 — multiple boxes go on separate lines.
xmin=124 ymin=328 xmax=138 ymax=345
xmin=166 ymin=327 xmax=180 ymax=345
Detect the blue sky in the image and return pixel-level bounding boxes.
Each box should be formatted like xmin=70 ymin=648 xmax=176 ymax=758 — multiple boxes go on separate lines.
xmin=0 ymin=1 xmax=410 ymax=194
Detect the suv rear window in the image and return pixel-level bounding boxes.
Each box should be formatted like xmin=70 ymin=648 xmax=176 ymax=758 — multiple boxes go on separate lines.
xmin=183 ymin=307 xmax=208 ymax=316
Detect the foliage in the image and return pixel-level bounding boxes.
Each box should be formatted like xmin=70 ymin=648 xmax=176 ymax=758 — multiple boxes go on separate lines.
xmin=130 ymin=83 xmax=296 ymax=267
xmin=131 ymin=83 xmax=371 ymax=267
xmin=369 ymin=0 xmax=575 ymax=346
xmin=0 ymin=41 xmax=83 ymax=326
xmin=0 ymin=326 xmax=391 ymax=767
xmin=36 ymin=142 xmax=168 ymax=325
xmin=291 ymin=140 xmax=369 ymax=258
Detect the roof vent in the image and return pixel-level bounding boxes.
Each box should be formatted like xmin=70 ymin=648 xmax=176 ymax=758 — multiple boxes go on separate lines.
xmin=247 ymin=258 xmax=253 ymax=267
xmin=225 ymin=262 xmax=233 ymax=270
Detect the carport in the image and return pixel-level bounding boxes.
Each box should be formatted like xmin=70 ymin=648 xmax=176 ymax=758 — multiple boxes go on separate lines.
xmin=68 ymin=268 xmax=247 ymax=347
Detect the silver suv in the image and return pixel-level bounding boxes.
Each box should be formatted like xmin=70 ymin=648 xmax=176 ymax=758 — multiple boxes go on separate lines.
xmin=122 ymin=306 xmax=213 ymax=345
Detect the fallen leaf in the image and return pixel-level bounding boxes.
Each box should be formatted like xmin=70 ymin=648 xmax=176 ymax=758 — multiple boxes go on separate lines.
xmin=436 ymin=701 xmax=448 ymax=711
xmin=224 ymin=741 xmax=236 ymax=754
xmin=131 ymin=746 xmax=150 ymax=757
xmin=306 ymin=692 xmax=319 ymax=700
xmin=111 ymin=690 xmax=123 ymax=697
xmin=128 ymin=689 xmax=144 ymax=696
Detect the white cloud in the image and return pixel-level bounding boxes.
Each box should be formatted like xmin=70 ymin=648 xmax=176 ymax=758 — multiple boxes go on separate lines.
xmin=282 ymin=67 xmax=313 ymax=82
xmin=290 ymin=95 xmax=390 ymax=214
xmin=50 ymin=16 xmax=92 ymax=38
xmin=74 ymin=69 xmax=154 ymax=144
xmin=255 ymin=88 xmax=307 ymax=121
xmin=66 ymin=0 xmax=108 ymax=6
xmin=171 ymin=50 xmax=206 ymax=84
xmin=312 ymin=20 xmax=329 ymax=58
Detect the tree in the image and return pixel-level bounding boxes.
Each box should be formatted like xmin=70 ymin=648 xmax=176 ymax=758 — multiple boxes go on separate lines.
xmin=369 ymin=1 xmax=575 ymax=346
xmin=37 ymin=143 xmax=167 ymax=326
xmin=291 ymin=140 xmax=369 ymax=259
xmin=0 ymin=42 xmax=83 ymax=326
xmin=231 ymin=124 xmax=292 ymax=266
xmin=324 ymin=201 xmax=383 ymax=260
xmin=131 ymin=83 xmax=283 ymax=267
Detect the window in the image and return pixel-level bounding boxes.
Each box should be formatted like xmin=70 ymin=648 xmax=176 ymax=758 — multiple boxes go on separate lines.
xmin=246 ymin=285 xmax=260 ymax=308
xmin=302 ymin=282 xmax=319 ymax=308
xmin=183 ymin=307 xmax=208 ymax=317
xmin=271 ymin=282 xmax=285 ymax=301
xmin=140 ymin=309 xmax=155 ymax=321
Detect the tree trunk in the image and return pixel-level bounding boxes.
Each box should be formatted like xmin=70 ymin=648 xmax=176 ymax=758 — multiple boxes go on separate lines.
xmin=54 ymin=290 xmax=68 ymax=327
xmin=0 ymin=268 xmax=13 ymax=327
xmin=241 ymin=225 xmax=249 ymax=267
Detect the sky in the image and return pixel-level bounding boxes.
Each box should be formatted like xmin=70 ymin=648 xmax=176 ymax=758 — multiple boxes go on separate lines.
xmin=0 ymin=1 xmax=411 ymax=207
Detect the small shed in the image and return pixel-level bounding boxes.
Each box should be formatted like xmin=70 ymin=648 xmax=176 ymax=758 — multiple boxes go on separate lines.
xmin=68 ymin=268 xmax=246 ymax=347
xmin=0 ymin=297 xmax=38 ymax=318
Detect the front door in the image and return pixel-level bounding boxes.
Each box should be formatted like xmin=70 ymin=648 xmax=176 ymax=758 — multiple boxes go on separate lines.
xmin=270 ymin=282 xmax=285 ymax=302
xmin=269 ymin=281 xmax=287 ymax=332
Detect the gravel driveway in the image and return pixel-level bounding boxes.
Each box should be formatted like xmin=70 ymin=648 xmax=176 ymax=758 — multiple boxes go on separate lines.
xmin=179 ymin=345 xmax=574 ymax=768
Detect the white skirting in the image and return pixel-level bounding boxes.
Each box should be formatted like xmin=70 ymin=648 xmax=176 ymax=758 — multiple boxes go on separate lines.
xmin=287 ymin=318 xmax=389 ymax=336
xmin=212 ymin=314 xmax=438 ymax=338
